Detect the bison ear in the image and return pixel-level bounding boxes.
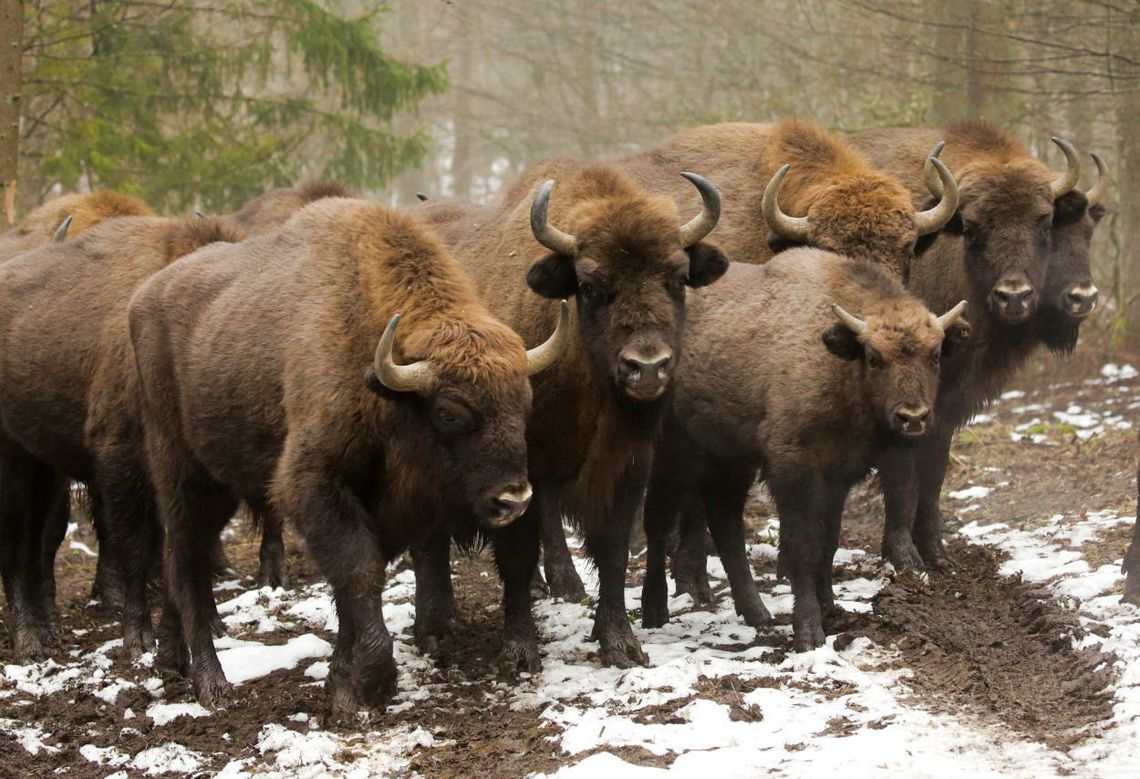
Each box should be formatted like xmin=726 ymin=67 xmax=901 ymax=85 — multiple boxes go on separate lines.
xmin=684 ymin=242 xmax=729 ymax=288
xmin=1053 ymin=191 xmax=1088 ymax=228
xmin=363 ymin=367 xmax=401 ymax=400
xmin=821 ymin=324 xmax=862 ymax=361
xmin=914 ymin=231 xmax=940 ymax=257
xmin=526 ymin=253 xmax=578 ymax=299
xmin=1089 ymin=203 xmax=1106 ymax=224
xmin=940 ymin=318 xmax=971 ymax=358
xmin=766 ymin=233 xmax=800 ymax=255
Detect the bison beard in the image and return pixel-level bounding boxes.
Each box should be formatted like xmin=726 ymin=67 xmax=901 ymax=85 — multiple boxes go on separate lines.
xmin=846 ymin=120 xmax=1100 ymax=569
xmin=127 ymin=198 xmax=564 ymax=717
xmin=640 ymin=250 xmax=966 ymax=650
xmin=409 ymin=163 xmax=727 ymax=671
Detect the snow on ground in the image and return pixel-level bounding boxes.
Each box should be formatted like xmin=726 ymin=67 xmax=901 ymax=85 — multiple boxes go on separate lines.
xmin=1 ymin=364 xmax=1137 ymax=776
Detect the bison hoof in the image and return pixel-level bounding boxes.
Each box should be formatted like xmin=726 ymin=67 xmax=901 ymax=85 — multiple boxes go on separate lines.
xmin=917 ymin=538 xmax=952 ymax=570
xmin=673 ymin=571 xmax=713 ymax=605
xmin=124 ymin=626 xmax=155 ymax=661
xmin=256 ymin=559 xmax=289 ymax=590
xmin=499 ymin=636 xmax=542 ymax=676
xmin=157 ymin=638 xmax=190 ymax=677
xmin=90 ymin=568 xmax=126 ymax=611
xmin=545 ymin=564 xmax=587 ymax=602
xmin=194 ymin=673 xmax=234 ymax=709
xmin=882 ymin=535 xmax=925 ymax=570
xmin=210 ymin=613 xmax=228 ymax=639
xmin=597 ymin=621 xmax=650 ymax=668
xmin=792 ymin=624 xmax=826 ymax=652
xmin=737 ymin=598 xmax=773 ymax=628
xmin=1122 ymin=574 xmax=1140 ymax=606
xmin=529 ymin=569 xmax=550 ymax=600
xmin=356 ymin=656 xmax=398 ymax=707
xmin=641 ymin=599 xmax=670 ymax=629
xmin=11 ymin=625 xmax=52 ymax=663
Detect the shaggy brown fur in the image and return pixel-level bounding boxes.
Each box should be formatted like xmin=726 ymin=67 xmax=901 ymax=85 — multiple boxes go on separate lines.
xmin=0 ymin=190 xmax=152 ymax=259
xmin=613 ymin=120 xmax=932 ymax=278
xmin=847 ymin=120 xmax=1096 ymax=568
xmin=220 ymin=181 xmax=353 ymax=235
xmin=411 ymin=161 xmax=728 ymax=672
xmin=128 ymin=198 xmax=534 ymax=715
xmin=0 ymin=215 xmax=240 ymax=661
xmin=642 ymin=250 xmax=967 ymax=650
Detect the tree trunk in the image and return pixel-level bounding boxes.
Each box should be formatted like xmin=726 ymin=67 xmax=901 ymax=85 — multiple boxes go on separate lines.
xmin=0 ymin=0 xmax=22 ymax=223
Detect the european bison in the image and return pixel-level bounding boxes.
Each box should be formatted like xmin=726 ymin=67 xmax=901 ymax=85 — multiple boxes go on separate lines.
xmin=411 ymin=163 xmax=727 ymax=670
xmin=615 ymin=120 xmax=958 ymax=279
xmin=1125 ymin=429 xmax=1140 ymax=605
xmin=128 ymin=198 xmax=568 ymax=714
xmin=641 ymin=249 xmax=968 ymax=648
xmin=217 ymin=180 xmax=353 ymax=235
xmin=846 ymin=120 xmax=1089 ymax=567
xmin=0 ymin=215 xmax=241 ymax=661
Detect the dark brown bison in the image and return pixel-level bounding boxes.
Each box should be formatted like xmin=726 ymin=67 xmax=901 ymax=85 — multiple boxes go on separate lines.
xmin=410 ymin=162 xmax=727 ymax=670
xmin=614 ymin=120 xmax=958 ymax=279
xmin=846 ymin=121 xmax=1091 ymax=568
xmin=0 ymin=216 xmax=242 ymax=661
xmin=641 ymin=249 xmax=969 ymax=649
xmin=128 ymin=198 xmax=567 ymax=714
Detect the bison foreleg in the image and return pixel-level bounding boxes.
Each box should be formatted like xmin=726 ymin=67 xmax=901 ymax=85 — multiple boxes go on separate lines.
xmin=642 ymin=466 xmax=681 ymax=629
xmin=39 ymin=484 xmax=70 ymax=618
xmin=877 ymin=445 xmax=923 ymax=570
xmin=704 ymin=467 xmax=771 ymax=628
xmin=538 ymin=492 xmax=586 ymax=602
xmin=256 ymin=507 xmax=289 ymax=590
xmin=670 ymin=494 xmax=713 ymax=604
xmin=912 ymin=425 xmax=956 ymax=569
xmin=772 ymin=477 xmax=830 ymax=652
xmin=411 ymin=526 xmax=458 ymax=656
xmin=490 ymin=508 xmax=542 ymax=675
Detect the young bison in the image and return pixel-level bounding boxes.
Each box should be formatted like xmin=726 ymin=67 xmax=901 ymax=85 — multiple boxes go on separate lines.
xmin=640 ymin=249 xmax=968 ymax=649
xmin=128 ymin=199 xmax=568 ymax=714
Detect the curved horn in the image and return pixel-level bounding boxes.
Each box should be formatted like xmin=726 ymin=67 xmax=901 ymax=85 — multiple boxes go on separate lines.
xmin=1085 ymin=152 xmax=1108 ymax=208
xmin=761 ymin=164 xmax=811 ymax=243
xmin=936 ymin=300 xmax=968 ymax=331
xmin=677 ymin=172 xmax=721 ymax=247
xmin=193 ymin=210 xmax=206 ymax=219
xmin=52 ymin=215 xmax=73 ymax=243
xmin=1050 ymin=137 xmax=1080 ymax=199
xmin=372 ymin=315 xmax=437 ymax=394
xmin=415 ymin=193 xmax=429 ymax=202
xmin=923 ymin=141 xmax=947 ymax=195
xmin=530 ymin=180 xmax=577 ymax=255
xmin=831 ymin=302 xmax=867 ymax=335
xmin=526 ymin=300 xmax=572 ymax=376
xmin=915 ymin=157 xmax=960 ymax=235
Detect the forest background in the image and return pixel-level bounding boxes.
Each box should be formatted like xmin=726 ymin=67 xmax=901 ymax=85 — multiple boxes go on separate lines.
xmin=1 ymin=1 xmax=1136 ymax=344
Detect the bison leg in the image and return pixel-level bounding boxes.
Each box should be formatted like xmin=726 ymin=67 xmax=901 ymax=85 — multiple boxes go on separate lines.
xmin=877 ymin=445 xmax=924 ymax=569
xmin=816 ymin=485 xmax=848 ymax=622
xmin=913 ymin=426 xmax=956 ymax=569
xmin=1123 ymin=438 xmax=1140 ymax=606
xmin=88 ymin=489 xmax=126 ymax=610
xmin=538 ymin=493 xmax=586 ymax=602
xmin=671 ymin=495 xmax=713 ymax=604
xmin=0 ymin=445 xmax=56 ymax=661
xmin=411 ymin=526 xmax=457 ymax=656
xmin=40 ymin=484 xmax=70 ymax=617
xmin=704 ymin=467 xmax=771 ymax=628
xmin=490 ymin=507 xmax=543 ymax=675
xmin=642 ymin=462 xmax=681 ymax=629
xmin=277 ymin=452 xmax=397 ymax=717
xmin=585 ymin=462 xmax=650 ymax=669
xmin=209 ymin=534 xmax=235 ymax=578
xmin=254 ymin=504 xmax=289 ymax=590
xmin=771 ymin=476 xmax=832 ymax=652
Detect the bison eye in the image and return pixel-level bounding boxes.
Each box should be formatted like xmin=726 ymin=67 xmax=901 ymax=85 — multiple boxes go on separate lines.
xmin=438 ymin=409 xmax=457 ymax=426
xmin=431 ymin=398 xmax=476 ymax=435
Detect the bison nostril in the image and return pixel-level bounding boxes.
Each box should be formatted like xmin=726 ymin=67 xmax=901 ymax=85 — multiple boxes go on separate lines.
xmin=1065 ymin=284 xmax=1098 ymax=314
xmin=895 ymin=406 xmax=930 ymax=429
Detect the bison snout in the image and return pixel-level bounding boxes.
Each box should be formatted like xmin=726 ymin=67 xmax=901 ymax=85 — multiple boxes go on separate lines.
xmin=617 ymin=347 xmax=673 ymax=401
xmin=893 ymin=404 xmax=931 ymax=437
xmin=1063 ymin=282 xmax=1098 ymax=318
xmin=990 ymin=276 xmax=1036 ymax=323
xmin=481 ymin=482 xmax=532 ymax=529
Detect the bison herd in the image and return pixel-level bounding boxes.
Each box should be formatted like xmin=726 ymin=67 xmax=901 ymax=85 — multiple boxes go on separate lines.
xmin=0 ymin=118 xmax=1118 ymax=722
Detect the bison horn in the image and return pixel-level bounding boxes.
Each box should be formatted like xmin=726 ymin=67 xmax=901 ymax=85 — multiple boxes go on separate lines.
xmin=830 ymin=303 xmax=867 ymax=335
xmin=416 ymin=193 xmax=429 ymax=202
xmin=1049 ymin=137 xmax=1080 ymax=199
xmin=761 ymin=164 xmax=811 ymax=243
xmin=915 ymin=156 xmax=959 ymax=235
xmin=677 ymin=172 xmax=721 ymax=247
xmin=372 ymin=315 xmax=437 ymax=394
xmin=530 ymin=180 xmax=577 ymax=256
xmin=936 ymin=300 xmax=968 ymax=331
xmin=1085 ymin=152 xmax=1108 ymax=208
xmin=526 ymin=300 xmax=572 ymax=376
xmin=193 ymin=210 xmax=206 ymax=219
xmin=52 ymin=214 xmax=73 ymax=243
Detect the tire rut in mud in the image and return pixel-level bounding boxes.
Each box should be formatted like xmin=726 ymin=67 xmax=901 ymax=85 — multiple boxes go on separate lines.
xmin=866 ymin=540 xmax=1116 ymax=749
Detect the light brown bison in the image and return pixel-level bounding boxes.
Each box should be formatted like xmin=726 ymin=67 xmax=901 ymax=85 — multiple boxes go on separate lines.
xmin=216 ymin=181 xmax=353 ymax=236
xmin=0 ymin=216 xmax=242 ymax=661
xmin=410 ymin=162 xmax=727 ymax=670
xmin=128 ymin=198 xmax=567 ymax=714
xmin=0 ymin=190 xmax=152 ymax=257
xmin=846 ymin=121 xmax=1091 ymax=568
xmin=614 ymin=120 xmax=958 ymax=279
xmin=641 ymin=250 xmax=968 ymax=649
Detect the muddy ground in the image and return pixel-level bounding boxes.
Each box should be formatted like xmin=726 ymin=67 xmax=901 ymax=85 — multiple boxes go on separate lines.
xmin=0 ymin=350 xmax=1136 ymax=777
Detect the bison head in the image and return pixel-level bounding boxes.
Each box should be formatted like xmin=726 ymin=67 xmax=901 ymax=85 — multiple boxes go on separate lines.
xmin=365 ymin=305 xmax=570 ymax=529
xmin=524 ymin=171 xmax=728 ymax=404
xmin=822 ymin=298 xmax=970 ymax=437
xmin=1036 ymin=152 xmax=1107 ymax=354
xmin=931 ymin=137 xmax=1081 ymax=326
xmin=761 ymin=150 xmax=958 ymax=280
